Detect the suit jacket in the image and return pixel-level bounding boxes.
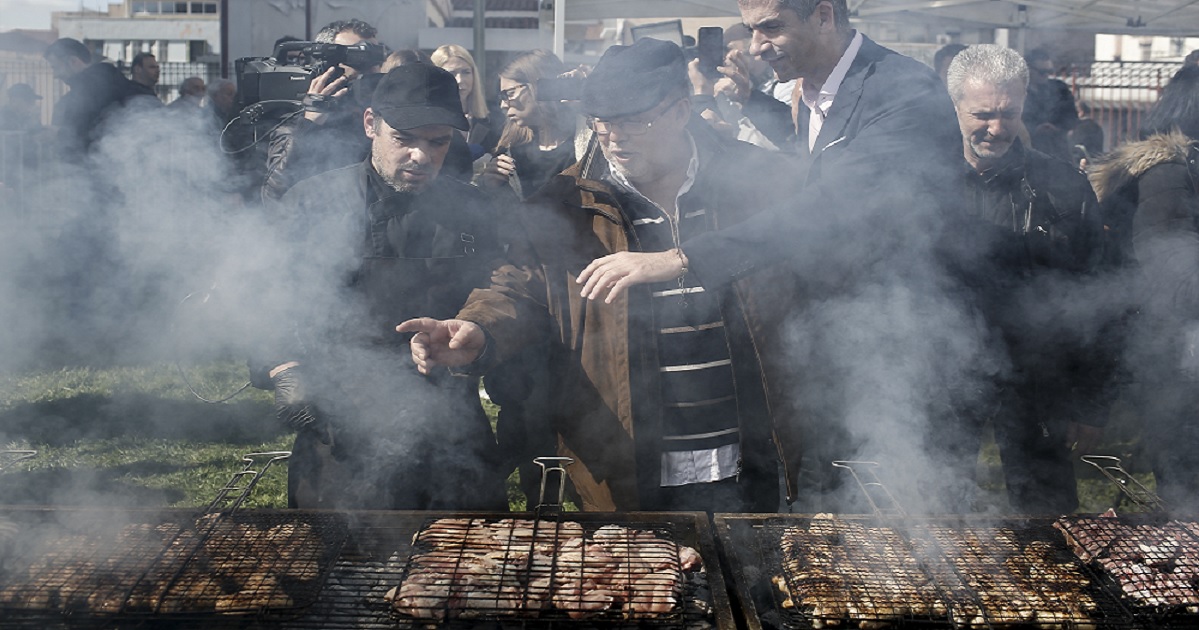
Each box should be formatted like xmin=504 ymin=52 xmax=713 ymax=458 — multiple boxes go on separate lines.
xmin=681 ymin=34 xmax=963 ymax=289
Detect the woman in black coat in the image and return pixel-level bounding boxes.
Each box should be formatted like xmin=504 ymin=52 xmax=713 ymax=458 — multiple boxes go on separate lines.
xmin=1091 ymin=66 xmax=1199 ymax=511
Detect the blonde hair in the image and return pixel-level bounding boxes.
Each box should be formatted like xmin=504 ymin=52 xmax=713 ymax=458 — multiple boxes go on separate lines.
xmin=380 ymin=49 xmax=430 ymax=72
xmin=431 ymin=44 xmax=488 ymax=120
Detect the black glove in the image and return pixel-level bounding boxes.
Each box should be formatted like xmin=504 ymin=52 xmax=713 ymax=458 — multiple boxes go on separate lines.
xmin=271 ymin=366 xmax=326 ymax=437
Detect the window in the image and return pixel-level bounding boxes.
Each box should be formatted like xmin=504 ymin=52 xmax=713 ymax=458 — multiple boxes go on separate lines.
xmin=160 ymin=2 xmax=174 ymax=12
xmin=190 ymin=2 xmax=202 ymax=13
xmin=203 ymin=2 xmax=217 ymax=14
xmin=175 ymin=2 xmax=188 ymax=13
xmin=132 ymin=1 xmax=147 ymax=13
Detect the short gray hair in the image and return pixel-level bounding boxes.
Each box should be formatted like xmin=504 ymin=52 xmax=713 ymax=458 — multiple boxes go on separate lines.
xmin=945 ymin=44 xmax=1029 ymax=104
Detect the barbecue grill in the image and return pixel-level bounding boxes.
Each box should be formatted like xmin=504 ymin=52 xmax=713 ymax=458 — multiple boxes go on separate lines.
xmin=716 ymin=513 xmax=1140 ymax=630
xmin=0 ymin=455 xmax=735 ymax=629
xmin=0 ymin=508 xmax=734 ymax=629
xmin=714 ymin=462 xmax=1140 ymax=630
xmin=0 ymin=452 xmax=351 ymax=626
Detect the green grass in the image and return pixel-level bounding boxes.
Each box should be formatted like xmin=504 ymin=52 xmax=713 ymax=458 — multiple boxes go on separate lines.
xmin=0 ymin=362 xmax=542 ymax=511
xmin=0 ymin=361 xmax=290 ymax=508
xmin=0 ymin=361 xmax=1155 ymax=514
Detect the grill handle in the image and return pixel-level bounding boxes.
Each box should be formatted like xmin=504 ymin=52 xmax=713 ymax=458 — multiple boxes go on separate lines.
xmin=532 ymin=456 xmax=573 ymax=516
xmin=0 ymin=449 xmax=36 ymax=473
xmin=1081 ymin=454 xmax=1165 ymax=512
xmin=205 ymin=451 xmax=292 ymax=514
xmin=832 ymin=460 xmax=907 ymax=518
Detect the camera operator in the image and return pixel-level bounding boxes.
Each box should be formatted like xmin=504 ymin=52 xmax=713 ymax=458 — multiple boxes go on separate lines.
xmin=261 ymin=19 xmax=384 ymax=204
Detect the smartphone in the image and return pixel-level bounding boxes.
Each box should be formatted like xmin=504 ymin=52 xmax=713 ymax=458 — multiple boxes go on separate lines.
xmin=697 ymin=27 xmax=724 ymax=80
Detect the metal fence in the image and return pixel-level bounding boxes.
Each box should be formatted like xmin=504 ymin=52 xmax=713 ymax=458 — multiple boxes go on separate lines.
xmin=1061 ymin=61 xmax=1175 ymax=153
xmin=0 ymin=59 xmax=224 ymax=124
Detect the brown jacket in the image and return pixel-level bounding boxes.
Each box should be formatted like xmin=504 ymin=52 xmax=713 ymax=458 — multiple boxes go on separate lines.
xmin=457 ymin=129 xmax=805 ymax=510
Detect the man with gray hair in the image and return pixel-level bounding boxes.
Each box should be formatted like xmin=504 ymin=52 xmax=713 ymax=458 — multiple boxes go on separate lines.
xmin=946 ymin=44 xmax=1107 ymax=513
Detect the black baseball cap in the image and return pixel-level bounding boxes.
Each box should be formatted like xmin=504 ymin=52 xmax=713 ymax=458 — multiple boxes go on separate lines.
xmin=582 ymin=38 xmax=687 ymax=119
xmin=371 ymin=64 xmax=468 ymax=132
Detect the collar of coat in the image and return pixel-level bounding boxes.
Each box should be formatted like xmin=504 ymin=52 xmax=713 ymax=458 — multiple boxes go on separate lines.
xmin=529 ymin=120 xmax=734 ymax=224
xmin=1089 ymin=130 xmax=1196 ymax=202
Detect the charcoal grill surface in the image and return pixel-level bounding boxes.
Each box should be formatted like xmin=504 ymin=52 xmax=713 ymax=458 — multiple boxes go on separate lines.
xmin=0 ymin=506 xmax=347 ymax=623
xmin=0 ymin=508 xmax=735 ymax=630
xmin=1056 ymin=513 xmax=1199 ymax=627
xmin=715 ymin=513 xmax=1138 ymax=630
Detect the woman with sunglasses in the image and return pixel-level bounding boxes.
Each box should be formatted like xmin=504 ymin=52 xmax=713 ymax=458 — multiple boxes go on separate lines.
xmin=479 ymin=50 xmax=584 ymax=199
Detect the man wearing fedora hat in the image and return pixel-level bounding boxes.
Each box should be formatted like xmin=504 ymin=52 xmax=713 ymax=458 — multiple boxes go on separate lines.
xmin=250 ymin=64 xmax=508 ymax=511
xmin=401 ymin=38 xmax=804 ymax=513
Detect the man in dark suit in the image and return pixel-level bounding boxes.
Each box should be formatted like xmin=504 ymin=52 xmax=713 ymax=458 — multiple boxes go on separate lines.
xmin=575 ymin=0 xmax=969 ymax=511
xmin=577 ymin=0 xmax=961 ymax=298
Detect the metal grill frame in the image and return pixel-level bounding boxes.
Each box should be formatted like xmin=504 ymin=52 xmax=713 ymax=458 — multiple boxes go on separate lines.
xmin=0 ymin=508 xmax=736 ymax=630
xmin=390 ymin=516 xmax=702 ymax=624
xmin=1057 ymin=513 xmax=1199 ymax=626
xmin=716 ymin=513 xmax=1140 ymax=630
xmin=0 ymin=506 xmax=349 ymax=622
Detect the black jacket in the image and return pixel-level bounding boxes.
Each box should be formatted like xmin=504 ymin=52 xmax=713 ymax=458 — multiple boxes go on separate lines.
xmin=266 ymin=160 xmax=509 ymax=510
xmin=952 ymin=141 xmax=1108 ymax=422
xmin=680 ymin=34 xmax=963 ymax=290
xmin=262 ymin=105 xmax=371 ymax=203
xmin=1091 ymin=131 xmax=1199 ymax=380
xmin=51 ymin=62 xmax=143 ymax=154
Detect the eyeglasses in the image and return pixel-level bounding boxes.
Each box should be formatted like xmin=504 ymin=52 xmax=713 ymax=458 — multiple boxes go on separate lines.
xmin=499 ymin=83 xmax=529 ymax=104
xmin=588 ymin=99 xmax=683 ymax=137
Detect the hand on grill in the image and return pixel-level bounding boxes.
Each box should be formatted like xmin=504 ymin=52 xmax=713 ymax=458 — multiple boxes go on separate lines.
xmin=271 ymin=366 xmax=331 ymax=444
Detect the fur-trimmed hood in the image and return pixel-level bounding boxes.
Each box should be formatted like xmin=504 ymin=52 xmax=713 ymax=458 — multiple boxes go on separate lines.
xmin=1089 ymin=131 xmax=1195 ymax=201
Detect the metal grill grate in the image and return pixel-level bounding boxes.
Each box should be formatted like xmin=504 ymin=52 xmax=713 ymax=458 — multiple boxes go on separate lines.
xmin=1057 ymin=515 xmax=1199 ymax=616
xmin=0 ymin=509 xmax=733 ymax=630
xmin=774 ymin=516 xmax=948 ymax=627
xmin=717 ymin=514 xmax=1138 ymax=630
xmin=0 ymin=510 xmax=348 ymax=620
xmin=922 ymin=520 xmax=1132 ymax=627
xmin=387 ymin=517 xmax=713 ymax=627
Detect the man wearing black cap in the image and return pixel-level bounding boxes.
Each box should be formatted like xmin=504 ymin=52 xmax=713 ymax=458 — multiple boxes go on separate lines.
xmin=250 ymin=64 xmax=508 ymax=511
xmin=400 ymin=38 xmax=804 ymax=513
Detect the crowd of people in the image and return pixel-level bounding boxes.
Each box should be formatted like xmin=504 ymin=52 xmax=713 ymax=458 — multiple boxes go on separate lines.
xmin=5 ymin=0 xmax=1199 ymax=516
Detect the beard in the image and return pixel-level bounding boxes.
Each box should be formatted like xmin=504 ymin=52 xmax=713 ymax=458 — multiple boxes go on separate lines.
xmin=373 ymin=156 xmax=433 ymax=193
xmin=968 ymin=135 xmax=1013 ymax=161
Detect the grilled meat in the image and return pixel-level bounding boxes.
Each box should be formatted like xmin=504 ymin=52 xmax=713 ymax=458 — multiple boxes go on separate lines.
xmin=0 ymin=515 xmax=332 ymax=615
xmin=388 ymin=518 xmax=702 ymax=620
xmin=776 ymin=515 xmax=1102 ymax=629
xmin=1056 ymin=515 xmax=1199 ymax=610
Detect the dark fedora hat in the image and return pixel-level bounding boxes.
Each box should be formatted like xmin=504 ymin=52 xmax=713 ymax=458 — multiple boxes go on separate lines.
xmin=581 ymin=38 xmax=687 ymax=119
xmin=371 ymin=64 xmax=468 ymax=131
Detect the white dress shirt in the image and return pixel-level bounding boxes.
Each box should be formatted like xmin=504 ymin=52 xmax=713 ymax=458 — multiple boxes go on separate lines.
xmin=800 ymin=31 xmax=863 ymax=152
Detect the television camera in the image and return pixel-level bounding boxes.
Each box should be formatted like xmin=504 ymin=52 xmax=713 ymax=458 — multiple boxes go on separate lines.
xmin=234 ymin=40 xmax=386 ymax=115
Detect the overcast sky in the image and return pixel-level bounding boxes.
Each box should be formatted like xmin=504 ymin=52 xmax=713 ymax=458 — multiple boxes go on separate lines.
xmin=1 ymin=0 xmax=109 ymax=31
